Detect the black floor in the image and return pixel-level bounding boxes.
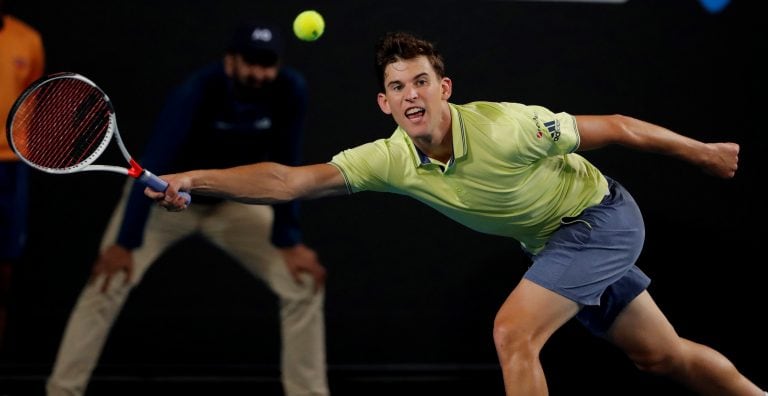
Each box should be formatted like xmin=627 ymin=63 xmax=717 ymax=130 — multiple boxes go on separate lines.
xmin=1 ymin=364 xmax=507 ymax=396
xmin=0 ymin=362 xmax=701 ymax=396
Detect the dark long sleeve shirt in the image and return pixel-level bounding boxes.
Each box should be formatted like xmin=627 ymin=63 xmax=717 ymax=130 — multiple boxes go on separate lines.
xmin=116 ymin=62 xmax=309 ymax=249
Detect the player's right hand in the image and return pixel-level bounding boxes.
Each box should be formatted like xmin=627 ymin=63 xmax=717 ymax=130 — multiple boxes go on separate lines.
xmin=146 ymin=173 xmax=191 ymax=212
xmin=90 ymin=244 xmax=134 ymax=293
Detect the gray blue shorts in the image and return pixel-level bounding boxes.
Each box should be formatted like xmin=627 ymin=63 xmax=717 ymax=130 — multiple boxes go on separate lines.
xmin=523 ymin=177 xmax=650 ymax=337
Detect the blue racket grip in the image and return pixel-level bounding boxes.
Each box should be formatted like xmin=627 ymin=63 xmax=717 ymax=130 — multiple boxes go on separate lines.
xmin=139 ymin=170 xmax=192 ymax=206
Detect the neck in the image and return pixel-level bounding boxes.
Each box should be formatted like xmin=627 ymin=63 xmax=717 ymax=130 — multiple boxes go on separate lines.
xmin=429 ymin=135 xmax=453 ymax=164
xmin=413 ymin=121 xmax=453 ymax=163
xmin=413 ymin=106 xmax=453 ymax=163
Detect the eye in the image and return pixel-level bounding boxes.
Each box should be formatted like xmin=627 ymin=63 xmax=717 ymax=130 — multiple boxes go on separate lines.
xmin=415 ymin=78 xmax=428 ymax=86
xmin=390 ymin=84 xmax=403 ymax=92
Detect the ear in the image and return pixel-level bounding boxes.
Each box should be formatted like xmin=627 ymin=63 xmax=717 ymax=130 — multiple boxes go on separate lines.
xmin=377 ymin=92 xmax=392 ymax=115
xmin=441 ymin=77 xmax=453 ymax=100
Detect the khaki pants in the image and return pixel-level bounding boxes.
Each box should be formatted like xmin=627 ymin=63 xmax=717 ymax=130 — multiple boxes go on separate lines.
xmin=47 ymin=182 xmax=328 ymax=396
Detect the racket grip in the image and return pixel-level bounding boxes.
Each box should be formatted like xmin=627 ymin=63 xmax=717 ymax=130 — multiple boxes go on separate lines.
xmin=139 ymin=170 xmax=192 ymax=206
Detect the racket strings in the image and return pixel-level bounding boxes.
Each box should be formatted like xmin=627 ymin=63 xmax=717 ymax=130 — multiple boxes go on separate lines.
xmin=11 ymin=78 xmax=112 ymax=171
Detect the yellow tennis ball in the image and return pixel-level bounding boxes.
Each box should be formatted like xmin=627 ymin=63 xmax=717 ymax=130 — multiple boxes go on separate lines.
xmin=293 ymin=10 xmax=325 ymax=42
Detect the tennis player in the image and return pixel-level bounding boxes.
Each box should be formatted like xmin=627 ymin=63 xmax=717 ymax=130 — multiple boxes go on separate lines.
xmin=148 ymin=31 xmax=765 ymax=396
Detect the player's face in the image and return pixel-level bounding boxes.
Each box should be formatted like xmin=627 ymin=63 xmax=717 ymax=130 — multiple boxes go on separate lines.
xmin=227 ymin=54 xmax=279 ymax=90
xmin=377 ymin=56 xmax=452 ymax=141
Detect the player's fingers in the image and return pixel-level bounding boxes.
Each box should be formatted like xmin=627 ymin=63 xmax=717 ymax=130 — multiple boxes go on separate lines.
xmin=176 ymin=195 xmax=190 ymax=210
xmin=164 ymin=190 xmax=178 ymax=201
xmin=144 ymin=186 xmax=164 ymax=200
xmin=160 ymin=193 xmax=187 ymax=211
xmin=167 ymin=201 xmax=187 ymax=212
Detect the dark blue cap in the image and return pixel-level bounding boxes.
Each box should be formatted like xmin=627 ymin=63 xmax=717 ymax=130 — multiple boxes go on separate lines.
xmin=228 ymin=23 xmax=283 ymax=66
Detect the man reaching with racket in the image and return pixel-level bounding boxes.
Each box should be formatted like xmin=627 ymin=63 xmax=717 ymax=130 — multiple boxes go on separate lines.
xmin=149 ymin=31 xmax=765 ymax=395
xmin=47 ymin=23 xmax=329 ymax=396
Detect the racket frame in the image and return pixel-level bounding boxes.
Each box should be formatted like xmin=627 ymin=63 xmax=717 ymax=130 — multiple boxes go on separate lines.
xmin=6 ymin=72 xmax=190 ymax=203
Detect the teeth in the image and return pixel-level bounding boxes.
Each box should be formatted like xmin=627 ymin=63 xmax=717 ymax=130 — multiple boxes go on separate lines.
xmin=406 ymin=107 xmax=424 ymax=116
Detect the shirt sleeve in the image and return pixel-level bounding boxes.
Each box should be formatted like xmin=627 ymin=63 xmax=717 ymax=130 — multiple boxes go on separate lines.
xmin=329 ymin=139 xmax=393 ymax=194
xmin=501 ymin=103 xmax=580 ymax=165
xmin=528 ymin=104 xmax=580 ymax=155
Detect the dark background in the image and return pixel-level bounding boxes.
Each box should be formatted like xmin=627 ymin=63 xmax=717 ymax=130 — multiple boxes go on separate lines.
xmin=2 ymin=0 xmax=765 ymax=395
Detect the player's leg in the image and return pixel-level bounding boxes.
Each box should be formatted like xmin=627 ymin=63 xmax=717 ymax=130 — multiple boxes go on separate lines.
xmin=494 ymin=278 xmax=580 ymax=395
xmin=501 ymin=176 xmax=648 ymax=395
xmin=606 ymin=290 xmax=764 ymax=396
xmin=47 ymin=181 xmax=198 ymax=396
xmin=202 ymin=201 xmax=328 ymax=396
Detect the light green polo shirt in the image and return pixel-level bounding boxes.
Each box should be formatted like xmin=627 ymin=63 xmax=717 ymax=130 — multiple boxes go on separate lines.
xmin=330 ymin=101 xmax=608 ymax=254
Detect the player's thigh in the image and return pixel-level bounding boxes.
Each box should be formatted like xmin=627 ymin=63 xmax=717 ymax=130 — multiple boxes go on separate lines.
xmin=496 ymin=278 xmax=581 ymax=346
xmin=605 ymin=290 xmax=682 ymax=362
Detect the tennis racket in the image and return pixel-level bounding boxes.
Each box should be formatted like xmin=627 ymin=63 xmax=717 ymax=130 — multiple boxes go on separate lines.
xmin=5 ymin=72 xmax=191 ymax=205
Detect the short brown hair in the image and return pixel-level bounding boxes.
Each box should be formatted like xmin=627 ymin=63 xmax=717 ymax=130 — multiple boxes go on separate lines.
xmin=374 ymin=31 xmax=445 ymax=89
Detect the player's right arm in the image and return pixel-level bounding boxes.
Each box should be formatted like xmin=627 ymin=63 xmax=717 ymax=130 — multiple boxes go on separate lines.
xmin=147 ymin=163 xmax=348 ymax=210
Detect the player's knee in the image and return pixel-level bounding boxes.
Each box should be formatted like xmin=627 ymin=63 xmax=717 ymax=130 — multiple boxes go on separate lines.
xmin=492 ymin=316 xmax=538 ymax=360
xmin=628 ymin=346 xmax=682 ymax=376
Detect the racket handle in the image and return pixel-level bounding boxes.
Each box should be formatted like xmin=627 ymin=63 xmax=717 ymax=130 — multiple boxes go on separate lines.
xmin=139 ymin=170 xmax=192 ymax=206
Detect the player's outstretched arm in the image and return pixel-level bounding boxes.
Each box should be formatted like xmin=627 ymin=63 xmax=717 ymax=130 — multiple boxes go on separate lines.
xmin=146 ymin=162 xmax=348 ymax=210
xmin=575 ymin=114 xmax=739 ymax=179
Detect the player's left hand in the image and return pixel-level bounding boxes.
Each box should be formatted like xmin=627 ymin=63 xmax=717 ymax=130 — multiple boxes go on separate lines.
xmin=279 ymin=243 xmax=326 ymax=293
xmin=701 ymin=142 xmax=739 ymax=179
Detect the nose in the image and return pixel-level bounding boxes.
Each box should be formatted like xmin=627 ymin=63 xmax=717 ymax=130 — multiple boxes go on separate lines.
xmin=405 ymin=85 xmax=418 ymax=101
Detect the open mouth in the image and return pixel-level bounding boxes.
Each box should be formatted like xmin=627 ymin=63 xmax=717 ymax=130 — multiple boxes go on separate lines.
xmin=405 ymin=107 xmax=425 ymax=120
